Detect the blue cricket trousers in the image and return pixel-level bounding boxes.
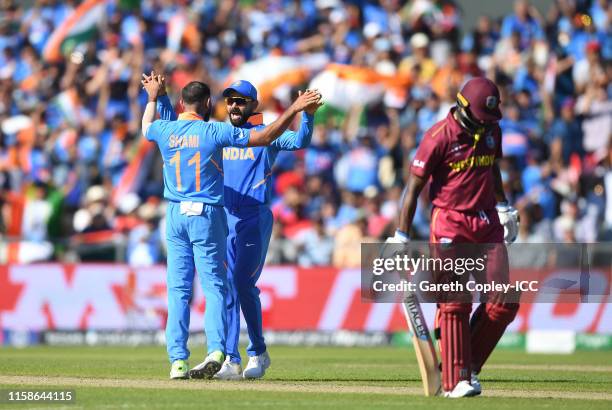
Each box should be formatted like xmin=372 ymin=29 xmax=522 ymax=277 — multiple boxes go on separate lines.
xmin=165 ymin=201 xmax=228 ymax=363
xmin=224 ymin=206 xmax=273 ymax=363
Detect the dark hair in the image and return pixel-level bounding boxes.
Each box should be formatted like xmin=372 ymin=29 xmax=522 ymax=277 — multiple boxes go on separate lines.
xmin=181 ymin=81 xmax=210 ymax=105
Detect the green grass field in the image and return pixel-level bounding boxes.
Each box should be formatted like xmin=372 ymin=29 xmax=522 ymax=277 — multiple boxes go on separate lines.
xmin=0 ymin=345 xmax=610 ymax=409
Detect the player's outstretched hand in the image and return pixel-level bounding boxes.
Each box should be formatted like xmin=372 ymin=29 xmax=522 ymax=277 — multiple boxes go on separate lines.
xmin=150 ymin=71 xmax=167 ymax=96
xmin=298 ymin=89 xmax=324 ymax=115
xmin=141 ymin=71 xmax=163 ymax=102
xmin=291 ymin=89 xmax=322 ymax=114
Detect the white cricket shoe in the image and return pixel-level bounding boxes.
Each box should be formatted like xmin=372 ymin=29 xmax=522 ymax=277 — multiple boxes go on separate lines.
xmin=443 ymin=380 xmax=479 ymax=398
xmin=213 ymin=357 xmax=243 ymax=381
xmin=471 ymin=372 xmax=482 ymax=395
xmin=189 ymin=350 xmax=225 ymax=379
xmin=242 ymin=351 xmax=271 ymax=379
xmin=169 ymin=359 xmax=189 ymax=380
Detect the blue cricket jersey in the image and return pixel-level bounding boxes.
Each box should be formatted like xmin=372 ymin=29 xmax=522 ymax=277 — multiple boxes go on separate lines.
xmin=145 ymin=112 xmax=251 ymax=205
xmin=156 ymin=96 xmax=314 ymax=209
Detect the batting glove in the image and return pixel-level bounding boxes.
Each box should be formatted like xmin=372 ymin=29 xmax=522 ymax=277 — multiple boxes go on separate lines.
xmin=385 ymin=230 xmax=410 ymax=244
xmin=496 ymin=202 xmax=519 ymax=244
xmin=380 ymin=229 xmax=410 ymax=259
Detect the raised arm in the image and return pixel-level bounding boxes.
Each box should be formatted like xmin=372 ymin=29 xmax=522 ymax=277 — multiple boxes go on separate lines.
xmin=270 ymin=89 xmax=322 ymax=150
xmin=157 ymin=94 xmax=177 ymax=121
xmin=141 ymin=73 xmax=162 ymax=137
xmin=270 ymin=112 xmax=314 ymax=151
xmin=157 ymin=75 xmax=177 ymax=121
xmin=248 ymin=89 xmax=322 ymax=147
xmin=143 ymin=71 xmax=177 ymax=121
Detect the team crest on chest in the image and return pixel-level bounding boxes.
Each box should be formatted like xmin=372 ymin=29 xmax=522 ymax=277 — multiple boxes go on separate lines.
xmin=486 ymin=134 xmax=495 ymax=149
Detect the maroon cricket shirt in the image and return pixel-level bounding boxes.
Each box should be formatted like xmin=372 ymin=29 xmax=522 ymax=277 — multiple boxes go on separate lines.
xmin=410 ymin=108 xmax=502 ymax=212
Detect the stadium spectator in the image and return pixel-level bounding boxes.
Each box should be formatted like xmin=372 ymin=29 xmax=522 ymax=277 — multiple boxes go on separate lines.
xmin=500 ymin=0 xmax=544 ymax=50
xmin=295 ymin=216 xmax=334 ymax=266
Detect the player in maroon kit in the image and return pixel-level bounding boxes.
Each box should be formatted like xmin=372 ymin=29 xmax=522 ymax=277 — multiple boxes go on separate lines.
xmin=387 ymin=77 xmax=519 ymax=397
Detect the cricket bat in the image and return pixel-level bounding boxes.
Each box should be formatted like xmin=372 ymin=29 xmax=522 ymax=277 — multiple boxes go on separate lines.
xmin=401 ymin=292 xmax=441 ymax=396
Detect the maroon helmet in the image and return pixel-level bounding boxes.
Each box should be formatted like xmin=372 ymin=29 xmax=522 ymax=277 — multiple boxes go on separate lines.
xmin=456 ymin=77 xmax=502 ymax=127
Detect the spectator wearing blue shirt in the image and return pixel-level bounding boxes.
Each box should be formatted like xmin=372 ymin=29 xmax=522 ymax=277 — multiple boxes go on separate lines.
xmin=515 ymin=90 xmax=541 ymax=137
xmin=305 ymin=125 xmax=337 ymax=181
xmin=341 ymin=134 xmax=380 ymax=193
xmin=500 ymin=104 xmax=530 ymax=168
xmin=564 ymin=14 xmax=600 ymax=61
xmin=547 ymin=98 xmax=583 ymax=166
xmin=416 ymin=92 xmax=440 ymax=142
xmin=462 ymin=16 xmax=499 ymax=56
xmin=501 ymin=0 xmax=544 ymax=50
xmin=513 ymin=59 xmax=541 ymax=103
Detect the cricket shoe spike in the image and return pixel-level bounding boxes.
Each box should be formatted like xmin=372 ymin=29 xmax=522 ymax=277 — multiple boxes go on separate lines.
xmin=213 ymin=357 xmax=243 ymax=381
xmin=243 ymin=351 xmax=271 ymax=379
xmin=170 ymin=359 xmax=189 ymax=380
xmin=189 ymin=350 xmax=225 ymax=379
xmin=471 ymin=372 xmax=482 ymax=395
xmin=442 ymin=380 xmax=479 ymax=398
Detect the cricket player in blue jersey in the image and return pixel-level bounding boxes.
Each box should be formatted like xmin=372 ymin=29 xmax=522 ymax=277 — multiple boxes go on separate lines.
xmin=141 ymin=74 xmax=321 ymax=380
xmin=155 ymin=78 xmax=321 ymax=380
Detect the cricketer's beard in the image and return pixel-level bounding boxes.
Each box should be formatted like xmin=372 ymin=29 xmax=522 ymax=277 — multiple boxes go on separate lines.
xmin=229 ymin=107 xmax=249 ymax=127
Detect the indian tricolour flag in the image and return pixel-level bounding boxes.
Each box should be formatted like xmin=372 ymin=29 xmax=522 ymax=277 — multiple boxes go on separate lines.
xmin=43 ymin=0 xmax=107 ymax=63
xmin=53 ymin=88 xmax=81 ymax=126
xmin=225 ymin=53 xmax=330 ymax=102
xmin=309 ymin=64 xmax=411 ymax=112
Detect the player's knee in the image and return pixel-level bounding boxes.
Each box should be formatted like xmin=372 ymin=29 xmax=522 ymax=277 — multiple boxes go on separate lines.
xmin=167 ymin=281 xmax=192 ymax=293
xmin=486 ymin=303 xmax=519 ymax=324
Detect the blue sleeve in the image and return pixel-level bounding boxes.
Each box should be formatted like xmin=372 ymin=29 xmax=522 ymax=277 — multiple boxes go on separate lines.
xmin=209 ymin=122 xmax=251 ymax=148
xmin=270 ymin=112 xmax=314 ymax=151
xmin=532 ymin=20 xmax=544 ymax=41
xmin=157 ymin=95 xmax=177 ymax=121
xmin=513 ymin=68 xmax=526 ymax=91
xmin=144 ymin=120 xmax=162 ymax=142
xmin=546 ymin=120 xmax=563 ymax=143
xmin=500 ymin=16 xmax=514 ymax=38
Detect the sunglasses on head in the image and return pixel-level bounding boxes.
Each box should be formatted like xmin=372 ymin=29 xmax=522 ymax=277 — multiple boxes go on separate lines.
xmin=225 ymin=97 xmax=252 ymax=106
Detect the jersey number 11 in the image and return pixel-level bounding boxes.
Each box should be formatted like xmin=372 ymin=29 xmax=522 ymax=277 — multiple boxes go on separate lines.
xmin=169 ymin=151 xmax=201 ymax=192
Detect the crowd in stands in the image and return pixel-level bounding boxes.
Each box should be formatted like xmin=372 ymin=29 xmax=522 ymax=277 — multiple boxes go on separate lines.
xmin=0 ymin=0 xmax=610 ymax=266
